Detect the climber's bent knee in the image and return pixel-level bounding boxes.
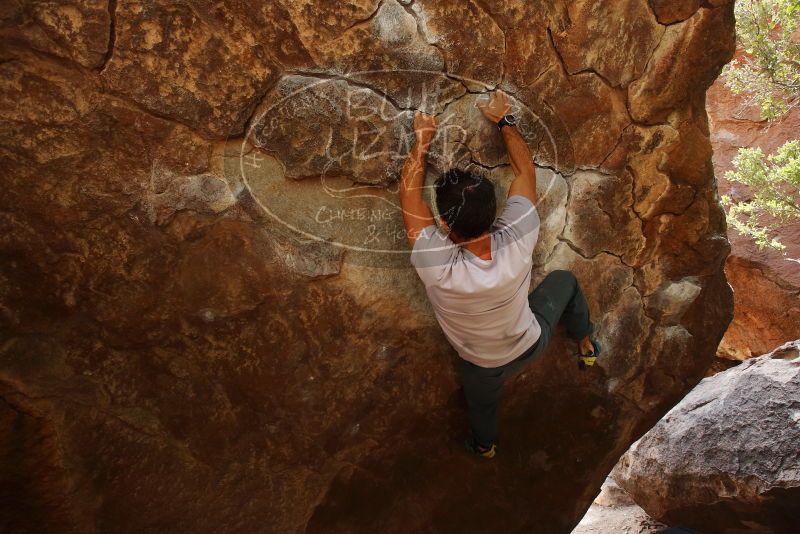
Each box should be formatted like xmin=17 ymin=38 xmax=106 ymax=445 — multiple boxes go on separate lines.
xmin=545 ymin=269 xmax=577 ymax=289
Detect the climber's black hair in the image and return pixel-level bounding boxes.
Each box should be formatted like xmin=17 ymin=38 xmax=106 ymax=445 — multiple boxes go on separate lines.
xmin=434 ymin=168 xmax=496 ymax=240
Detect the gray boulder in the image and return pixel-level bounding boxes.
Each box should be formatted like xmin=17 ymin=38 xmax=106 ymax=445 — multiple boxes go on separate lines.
xmin=614 ymin=340 xmax=800 ymax=533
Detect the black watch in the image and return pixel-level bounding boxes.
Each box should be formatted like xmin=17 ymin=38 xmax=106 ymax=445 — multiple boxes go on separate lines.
xmin=497 ymin=114 xmax=517 ymax=130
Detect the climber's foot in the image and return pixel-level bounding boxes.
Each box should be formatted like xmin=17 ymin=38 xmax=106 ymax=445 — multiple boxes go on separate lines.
xmin=464 ymin=436 xmax=497 ymax=458
xmin=576 ymin=337 xmax=601 ymax=371
xmin=579 ymin=336 xmax=594 ymax=356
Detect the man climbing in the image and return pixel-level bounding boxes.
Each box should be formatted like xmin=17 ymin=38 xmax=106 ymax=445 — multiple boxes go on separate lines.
xmin=398 ymin=89 xmax=601 ymax=458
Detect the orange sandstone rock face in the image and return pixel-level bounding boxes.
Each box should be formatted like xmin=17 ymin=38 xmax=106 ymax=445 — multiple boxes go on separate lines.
xmin=706 ymin=66 xmax=800 ymax=361
xmin=1 ymin=1 xmax=734 ymax=532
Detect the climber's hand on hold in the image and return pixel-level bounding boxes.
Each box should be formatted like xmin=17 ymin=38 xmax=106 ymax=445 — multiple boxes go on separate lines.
xmin=413 ymin=111 xmax=438 ymax=147
xmin=477 ymin=89 xmax=511 ymax=123
xmin=486 ymin=89 xmax=537 ymax=205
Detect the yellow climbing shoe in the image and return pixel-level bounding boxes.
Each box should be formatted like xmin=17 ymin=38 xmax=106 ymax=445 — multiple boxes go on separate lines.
xmin=465 ymin=436 xmax=497 ymax=458
xmin=577 ymin=339 xmax=602 ymax=371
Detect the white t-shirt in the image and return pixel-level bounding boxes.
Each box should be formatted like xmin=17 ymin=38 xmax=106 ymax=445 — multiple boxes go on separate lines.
xmin=410 ymin=195 xmax=542 ymax=368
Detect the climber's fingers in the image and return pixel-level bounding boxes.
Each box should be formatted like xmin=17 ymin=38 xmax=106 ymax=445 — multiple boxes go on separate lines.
xmin=496 ymin=89 xmax=511 ymax=111
xmin=477 ymin=89 xmax=511 ymax=122
xmin=413 ymin=111 xmax=438 ymax=129
xmin=413 ymin=111 xmax=438 ymax=144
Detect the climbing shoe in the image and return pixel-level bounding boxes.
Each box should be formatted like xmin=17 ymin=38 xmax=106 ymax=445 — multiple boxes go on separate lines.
xmin=464 ymin=436 xmax=497 ymax=458
xmin=576 ymin=339 xmax=602 ymax=371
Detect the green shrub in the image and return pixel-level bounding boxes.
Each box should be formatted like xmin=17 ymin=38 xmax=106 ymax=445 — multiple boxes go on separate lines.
xmin=721 ymin=0 xmax=800 ymax=251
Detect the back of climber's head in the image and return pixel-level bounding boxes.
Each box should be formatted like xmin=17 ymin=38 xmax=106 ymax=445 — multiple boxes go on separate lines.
xmin=434 ymin=168 xmax=496 ymax=240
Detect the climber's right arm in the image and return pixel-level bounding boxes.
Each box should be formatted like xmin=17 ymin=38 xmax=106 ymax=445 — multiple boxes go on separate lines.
xmin=478 ymin=89 xmax=538 ymax=205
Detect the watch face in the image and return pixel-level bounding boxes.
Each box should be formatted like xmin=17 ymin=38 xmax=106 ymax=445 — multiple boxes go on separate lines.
xmin=505 ymin=114 xmax=517 ymax=125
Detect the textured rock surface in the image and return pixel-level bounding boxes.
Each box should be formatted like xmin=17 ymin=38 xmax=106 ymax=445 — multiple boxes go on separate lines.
xmin=571 ymin=503 xmax=666 ymax=534
xmin=706 ymin=63 xmax=800 ymax=361
xmin=1 ymin=1 xmax=735 ymax=532
xmin=0 ymin=0 xmax=110 ymax=68
xmin=615 ymin=341 xmax=800 ymax=533
xmin=572 ymin=478 xmax=666 ymax=534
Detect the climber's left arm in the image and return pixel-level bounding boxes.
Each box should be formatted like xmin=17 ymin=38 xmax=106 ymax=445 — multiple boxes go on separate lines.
xmin=399 ymin=112 xmax=437 ymax=247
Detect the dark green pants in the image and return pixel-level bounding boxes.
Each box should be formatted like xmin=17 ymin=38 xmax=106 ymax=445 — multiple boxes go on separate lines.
xmin=458 ymin=270 xmax=594 ymax=447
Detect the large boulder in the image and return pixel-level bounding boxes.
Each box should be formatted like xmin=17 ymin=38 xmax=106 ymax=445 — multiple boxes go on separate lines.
xmin=614 ymin=341 xmax=800 ymax=533
xmin=572 ymin=477 xmax=666 ymax=534
xmin=1 ymin=1 xmax=735 ymax=532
